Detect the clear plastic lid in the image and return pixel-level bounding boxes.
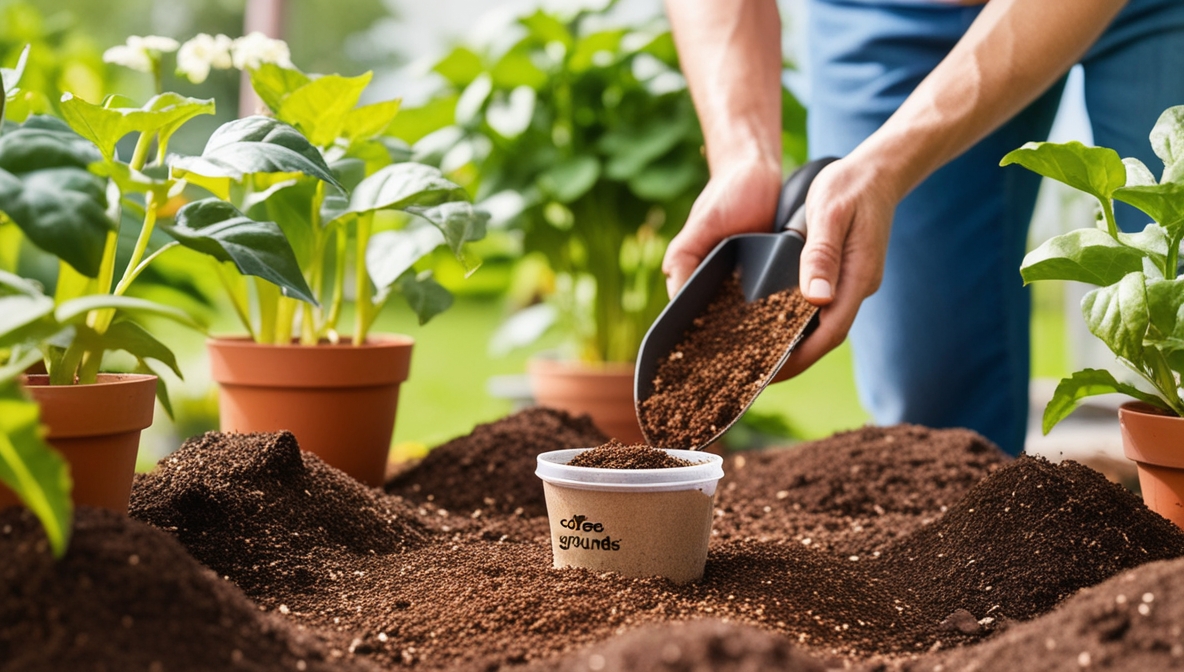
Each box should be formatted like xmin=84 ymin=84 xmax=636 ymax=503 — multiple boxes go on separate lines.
xmin=536 ymin=448 xmax=725 ymax=494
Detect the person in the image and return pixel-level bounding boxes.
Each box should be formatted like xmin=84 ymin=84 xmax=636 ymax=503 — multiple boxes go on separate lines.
xmin=662 ymin=0 xmax=1184 ymax=456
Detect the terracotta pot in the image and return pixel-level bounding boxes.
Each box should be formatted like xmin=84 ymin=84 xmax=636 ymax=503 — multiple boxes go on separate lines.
xmin=0 ymin=373 xmax=156 ymax=514
xmin=208 ymin=335 xmax=413 ymax=487
xmin=528 ymin=357 xmax=644 ymax=443
xmin=1119 ymin=401 xmax=1184 ymax=529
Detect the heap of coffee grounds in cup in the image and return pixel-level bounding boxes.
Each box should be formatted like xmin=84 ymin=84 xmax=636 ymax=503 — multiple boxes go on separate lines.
xmin=568 ymin=440 xmax=695 ymax=469
xmin=640 ymin=275 xmax=816 ymax=450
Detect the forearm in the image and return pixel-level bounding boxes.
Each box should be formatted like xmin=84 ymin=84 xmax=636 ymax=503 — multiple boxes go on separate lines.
xmin=860 ymin=0 xmax=1127 ymax=200
xmin=665 ymin=0 xmax=783 ymax=174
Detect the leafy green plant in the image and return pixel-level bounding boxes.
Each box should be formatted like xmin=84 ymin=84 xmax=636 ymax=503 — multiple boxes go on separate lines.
xmin=397 ymin=6 xmax=806 ymax=363
xmin=1006 ymin=105 xmax=1184 ymax=432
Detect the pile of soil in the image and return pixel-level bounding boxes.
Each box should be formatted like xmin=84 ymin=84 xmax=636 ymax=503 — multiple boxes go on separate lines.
xmin=386 ymin=407 xmax=606 ymax=517
xmin=713 ymin=424 xmax=1009 ymax=556
xmin=638 ymin=276 xmax=815 ymax=450
xmin=568 ymin=440 xmax=695 ymax=469
xmin=0 ymin=506 xmax=378 ymax=672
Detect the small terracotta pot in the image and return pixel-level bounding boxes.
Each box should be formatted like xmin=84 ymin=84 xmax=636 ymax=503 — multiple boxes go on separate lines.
xmin=0 ymin=373 xmax=156 ymax=514
xmin=208 ymin=335 xmax=413 ymax=487
xmin=1119 ymin=401 xmax=1184 ymax=529
xmin=528 ymin=357 xmax=644 ymax=443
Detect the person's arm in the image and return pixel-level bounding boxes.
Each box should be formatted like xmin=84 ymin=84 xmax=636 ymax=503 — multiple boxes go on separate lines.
xmin=663 ymin=0 xmax=1127 ymax=380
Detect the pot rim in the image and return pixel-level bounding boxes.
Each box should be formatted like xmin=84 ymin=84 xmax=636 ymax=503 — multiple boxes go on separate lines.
xmin=20 ymin=372 xmax=157 ymax=388
xmin=527 ymin=353 xmax=635 ymax=375
xmin=536 ymin=448 xmax=724 ymax=494
xmin=1118 ymin=400 xmax=1184 ymax=469
xmin=207 ymin=333 xmax=413 ymax=349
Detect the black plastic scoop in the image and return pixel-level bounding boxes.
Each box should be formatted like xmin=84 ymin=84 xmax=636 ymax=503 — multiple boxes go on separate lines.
xmin=634 ymin=157 xmax=837 ymax=449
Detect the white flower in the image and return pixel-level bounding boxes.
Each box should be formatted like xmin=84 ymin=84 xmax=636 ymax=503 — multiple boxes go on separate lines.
xmin=231 ymin=32 xmax=293 ymax=70
xmin=103 ymin=35 xmax=179 ymax=73
xmin=176 ymin=33 xmax=234 ymax=83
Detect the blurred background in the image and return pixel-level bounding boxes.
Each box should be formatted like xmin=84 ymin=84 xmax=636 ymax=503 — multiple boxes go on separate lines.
xmin=2 ymin=0 xmax=1110 ymax=467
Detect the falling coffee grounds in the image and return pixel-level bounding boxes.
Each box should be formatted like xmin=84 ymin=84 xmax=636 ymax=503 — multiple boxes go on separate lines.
xmin=640 ymin=275 xmax=816 ymax=450
xmin=568 ymin=439 xmax=695 ymax=469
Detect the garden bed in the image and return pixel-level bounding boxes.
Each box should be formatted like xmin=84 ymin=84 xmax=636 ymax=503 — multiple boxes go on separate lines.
xmin=4 ymin=409 xmax=1184 ymax=671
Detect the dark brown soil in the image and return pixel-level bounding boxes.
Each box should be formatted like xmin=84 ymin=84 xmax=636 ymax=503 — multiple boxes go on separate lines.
xmin=639 ymin=276 xmax=816 ymax=450
xmin=386 ymin=407 xmax=607 ymax=517
xmin=568 ymin=440 xmax=695 ymax=469
xmin=0 ymin=506 xmax=379 ymax=672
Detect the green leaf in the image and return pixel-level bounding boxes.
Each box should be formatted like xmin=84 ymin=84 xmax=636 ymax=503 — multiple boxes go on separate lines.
xmin=629 ymin=158 xmax=703 ymax=202
xmin=365 ymin=223 xmax=444 ymax=291
xmin=0 ymin=268 xmax=45 ymax=296
xmin=537 ymin=155 xmax=599 ymax=203
xmin=0 ymin=294 xmax=55 ymax=348
xmin=89 ymin=320 xmax=183 ymax=379
xmin=1145 ymin=276 xmax=1184 ymax=338
xmin=600 ymin=114 xmax=693 ymax=181
xmin=521 ymin=10 xmax=573 ymax=48
xmin=395 ymin=270 xmax=453 ymax=325
xmin=1081 ymin=272 xmax=1149 ymax=366
xmin=248 ymin=63 xmax=312 ymax=113
xmin=388 ymin=94 xmax=458 ymax=145
xmin=55 ymin=295 xmax=204 ymax=331
xmin=341 ymin=99 xmax=401 ymax=146
xmin=1117 ymin=224 xmax=1170 ymax=273
xmin=1150 ymin=105 xmax=1184 ymax=183
xmin=90 ymin=162 xmax=171 ymax=201
xmin=1042 ymin=368 xmax=1170 ymax=433
xmin=0 ymin=378 xmax=72 ymax=558
xmin=276 ymin=72 xmax=372 ymax=147
xmin=59 ymin=92 xmax=215 ymax=162
xmin=347 ymin=163 xmax=466 ymax=216
xmin=170 ymin=116 xmax=341 ymax=190
xmin=1124 ymin=157 xmax=1158 ymax=187
xmin=1114 ymin=182 xmax=1184 ymax=233
xmin=0 ymin=164 xmax=111 ymax=277
xmin=433 ymin=47 xmax=484 ymax=87
xmin=1020 ymin=228 xmax=1145 ymax=286
xmin=1000 ymin=141 xmax=1126 ymax=202
xmin=405 ymin=201 xmax=489 ymax=269
xmin=1 ymin=45 xmax=30 ymax=95
xmin=166 ymin=198 xmax=316 ymax=304
xmin=134 ymin=359 xmax=173 ymax=420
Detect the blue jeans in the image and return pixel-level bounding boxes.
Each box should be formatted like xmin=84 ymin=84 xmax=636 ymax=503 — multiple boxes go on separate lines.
xmin=806 ymin=0 xmax=1184 ymax=455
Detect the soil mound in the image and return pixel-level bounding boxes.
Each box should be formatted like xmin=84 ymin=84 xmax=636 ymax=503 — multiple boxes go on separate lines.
xmin=0 ymin=506 xmax=378 ymax=672
xmin=533 ymin=619 xmax=833 ymax=672
xmin=895 ymin=555 xmax=1184 ymax=671
xmin=130 ymin=431 xmax=427 ymax=599
xmin=568 ymin=440 xmax=694 ymax=469
xmin=714 ymin=424 xmax=1007 ymax=555
xmin=386 ymin=407 xmax=607 ymax=517
xmin=881 ymin=456 xmax=1184 ymax=627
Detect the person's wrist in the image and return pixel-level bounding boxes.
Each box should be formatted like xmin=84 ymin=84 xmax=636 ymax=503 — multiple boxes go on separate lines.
xmin=850 ymin=128 xmax=931 ymax=204
xmin=704 ymin=131 xmax=782 ymax=181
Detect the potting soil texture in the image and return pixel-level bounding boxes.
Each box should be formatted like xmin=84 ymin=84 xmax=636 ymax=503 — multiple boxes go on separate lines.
xmin=639 ymin=275 xmax=815 ymax=450
xmin=567 ymin=440 xmax=695 ymax=469
xmin=113 ymin=413 xmax=1184 ymax=671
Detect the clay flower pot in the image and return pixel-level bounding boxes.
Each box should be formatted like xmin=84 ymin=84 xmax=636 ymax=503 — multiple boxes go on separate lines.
xmin=528 ymin=357 xmax=644 ymax=443
xmin=1119 ymin=401 xmax=1184 ymax=529
xmin=208 ymin=335 xmax=413 ymax=487
xmin=0 ymin=373 xmax=156 ymax=514
xmin=535 ymin=448 xmax=724 ymax=584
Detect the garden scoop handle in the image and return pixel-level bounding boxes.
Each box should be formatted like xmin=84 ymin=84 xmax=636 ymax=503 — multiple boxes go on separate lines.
xmin=775 ymin=156 xmax=838 ymax=239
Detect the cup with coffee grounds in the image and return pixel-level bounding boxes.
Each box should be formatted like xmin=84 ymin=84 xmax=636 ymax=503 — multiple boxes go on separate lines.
xmin=535 ymin=441 xmax=725 ymax=584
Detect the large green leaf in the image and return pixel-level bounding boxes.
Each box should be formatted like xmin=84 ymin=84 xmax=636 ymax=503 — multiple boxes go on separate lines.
xmin=341 ymin=100 xmax=401 ymax=146
xmin=347 ymin=163 xmax=466 ymax=216
xmin=79 ymin=320 xmax=183 ymax=379
xmin=1081 ymin=272 xmax=1149 ymax=366
xmin=248 ymin=63 xmax=312 ymax=113
xmin=629 ymin=158 xmax=703 ymax=202
xmin=170 ymin=116 xmax=341 ymax=191
xmin=365 ymin=223 xmax=444 ymax=291
xmin=1042 ymin=368 xmax=1170 ymax=434
xmin=432 ymin=47 xmax=484 ymax=87
xmin=59 ymin=92 xmax=215 ymax=162
xmin=1020 ymin=228 xmax=1145 ymax=286
xmin=1000 ymin=141 xmax=1126 ymax=203
xmin=1114 ymin=182 xmax=1184 ymax=233
xmin=166 ymin=198 xmax=316 ymax=304
xmin=0 ymin=293 xmax=55 ymax=347
xmin=395 ymin=270 xmax=453 ymax=325
xmin=1144 ymin=277 xmax=1184 ymax=372
xmin=0 ymin=379 xmax=72 ymax=558
xmin=405 ymin=201 xmax=489 ymax=266
xmin=1150 ymin=105 xmax=1184 ymax=183
xmin=1117 ymin=224 xmax=1170 ymax=275
xmin=55 ymin=295 xmax=204 ymax=331
xmin=600 ymin=114 xmax=693 ymax=181
xmin=537 ymin=155 xmax=599 ymax=203
xmin=277 ymin=72 xmax=371 ymax=147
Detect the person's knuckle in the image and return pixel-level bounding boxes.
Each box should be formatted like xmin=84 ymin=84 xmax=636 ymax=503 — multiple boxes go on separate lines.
xmin=802 ymin=241 xmax=842 ymax=273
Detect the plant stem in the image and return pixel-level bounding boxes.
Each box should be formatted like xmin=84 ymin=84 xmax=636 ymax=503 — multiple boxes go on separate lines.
xmin=1169 ymin=231 xmax=1184 ymax=279
xmin=112 ymin=192 xmax=159 ymax=298
xmin=354 ymin=213 xmax=373 ymax=346
xmin=274 ymin=296 xmax=297 ymax=345
xmin=1100 ymin=198 xmax=1119 ymax=239
xmin=130 ymin=133 xmax=154 ymax=172
xmin=213 ymin=261 xmax=255 ymax=341
xmin=324 ymin=224 xmax=347 ymax=336
xmin=256 ymin=278 xmax=279 ymax=344
xmin=116 ymin=242 xmax=178 ymax=297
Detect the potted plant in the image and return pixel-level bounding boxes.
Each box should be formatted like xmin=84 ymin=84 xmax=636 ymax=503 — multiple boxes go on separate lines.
xmin=129 ymin=35 xmax=488 ymax=486
xmin=396 ymin=6 xmax=806 ymax=442
xmin=0 ymin=43 xmax=305 ymax=513
xmin=1007 ymin=105 xmax=1184 ymax=528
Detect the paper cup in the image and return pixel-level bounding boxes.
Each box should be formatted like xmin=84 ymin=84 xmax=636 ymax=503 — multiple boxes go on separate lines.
xmin=536 ymin=448 xmax=725 ymax=584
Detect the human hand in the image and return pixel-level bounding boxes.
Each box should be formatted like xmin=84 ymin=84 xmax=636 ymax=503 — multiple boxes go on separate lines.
xmin=662 ymin=158 xmax=783 ymax=297
xmin=772 ymin=155 xmax=899 ymax=382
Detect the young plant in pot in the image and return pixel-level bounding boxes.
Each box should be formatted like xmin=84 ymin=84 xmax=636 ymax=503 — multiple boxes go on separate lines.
xmin=399 ymin=6 xmax=805 ymax=440
xmin=1007 ymin=105 xmax=1184 ymax=528
xmin=0 ymin=45 xmax=265 ymax=514
xmin=157 ymin=43 xmax=487 ymax=486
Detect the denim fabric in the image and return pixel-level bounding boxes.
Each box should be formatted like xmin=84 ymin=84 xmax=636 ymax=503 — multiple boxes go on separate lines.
xmin=806 ymin=0 xmax=1184 ymax=455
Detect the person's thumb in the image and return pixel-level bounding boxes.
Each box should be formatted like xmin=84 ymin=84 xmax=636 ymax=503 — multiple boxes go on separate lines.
xmin=798 ymin=199 xmax=852 ymax=306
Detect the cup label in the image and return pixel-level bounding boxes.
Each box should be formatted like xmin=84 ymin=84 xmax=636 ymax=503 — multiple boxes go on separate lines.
xmin=557 ymin=514 xmax=621 ymax=551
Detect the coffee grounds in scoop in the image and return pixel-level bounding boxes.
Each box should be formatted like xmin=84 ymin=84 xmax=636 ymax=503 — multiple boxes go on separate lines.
xmin=568 ymin=440 xmax=695 ymax=469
